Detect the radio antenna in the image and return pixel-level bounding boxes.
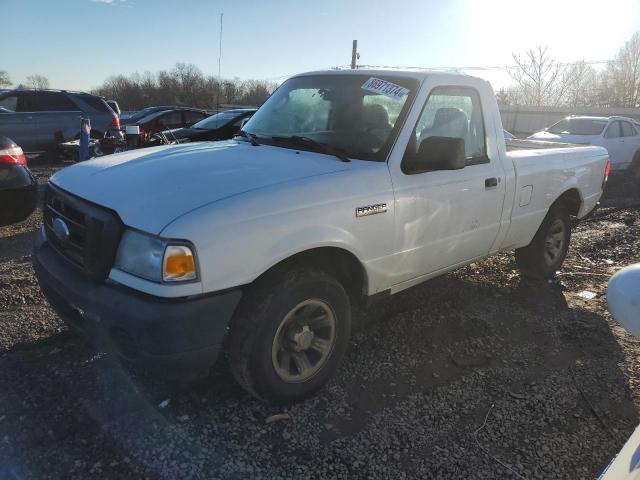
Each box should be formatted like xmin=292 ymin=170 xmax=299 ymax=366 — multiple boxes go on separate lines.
xmin=215 ymin=12 xmax=223 ymax=129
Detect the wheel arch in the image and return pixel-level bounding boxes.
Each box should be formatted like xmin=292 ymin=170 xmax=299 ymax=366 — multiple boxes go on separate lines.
xmin=250 ymin=246 xmax=368 ymax=299
xmin=553 ymin=188 xmax=582 ymax=217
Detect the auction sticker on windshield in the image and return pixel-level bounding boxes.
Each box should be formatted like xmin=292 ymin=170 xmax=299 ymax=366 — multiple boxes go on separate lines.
xmin=361 ymin=78 xmax=409 ymax=101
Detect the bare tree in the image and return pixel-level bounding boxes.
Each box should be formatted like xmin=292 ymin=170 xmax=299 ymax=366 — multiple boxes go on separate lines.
xmin=24 ymin=74 xmax=50 ymax=89
xmin=564 ymin=61 xmax=599 ymax=107
xmin=509 ymin=47 xmax=570 ymax=106
xmin=0 ymin=71 xmax=11 ymax=88
xmin=600 ymin=32 xmax=640 ymax=107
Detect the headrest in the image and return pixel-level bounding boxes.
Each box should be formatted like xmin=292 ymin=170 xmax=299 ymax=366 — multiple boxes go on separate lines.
xmin=363 ymin=103 xmax=390 ymax=128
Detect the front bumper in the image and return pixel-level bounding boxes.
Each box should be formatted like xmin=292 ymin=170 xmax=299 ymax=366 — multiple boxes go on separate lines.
xmin=33 ymin=232 xmax=242 ymax=381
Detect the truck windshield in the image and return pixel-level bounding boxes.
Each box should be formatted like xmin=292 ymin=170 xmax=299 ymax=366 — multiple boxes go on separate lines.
xmin=242 ymin=74 xmax=418 ymax=161
xmin=548 ymin=118 xmax=607 ymax=135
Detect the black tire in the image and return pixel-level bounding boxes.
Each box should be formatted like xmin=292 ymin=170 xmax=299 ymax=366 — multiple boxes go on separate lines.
xmin=228 ymin=268 xmax=351 ymax=403
xmin=631 ymin=154 xmax=640 ymax=186
xmin=515 ymin=204 xmax=571 ymax=280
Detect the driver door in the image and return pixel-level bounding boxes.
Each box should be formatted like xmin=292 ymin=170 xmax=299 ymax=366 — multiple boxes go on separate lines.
xmin=388 ymin=84 xmax=506 ymax=284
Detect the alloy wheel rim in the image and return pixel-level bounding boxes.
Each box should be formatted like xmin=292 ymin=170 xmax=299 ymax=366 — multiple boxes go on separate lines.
xmin=271 ymin=299 xmax=336 ymax=383
xmin=544 ymin=219 xmax=566 ymax=266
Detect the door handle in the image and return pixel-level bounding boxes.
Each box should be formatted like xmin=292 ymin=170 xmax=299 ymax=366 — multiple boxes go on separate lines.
xmin=485 ymin=177 xmax=498 ymax=189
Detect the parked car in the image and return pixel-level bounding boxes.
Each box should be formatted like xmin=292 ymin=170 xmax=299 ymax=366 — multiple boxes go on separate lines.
xmin=33 ymin=70 xmax=609 ymax=403
xmin=124 ymin=107 xmax=209 ymax=142
xmin=0 ymin=136 xmax=37 ymax=226
xmin=145 ymin=109 xmax=256 ymax=146
xmin=0 ymin=89 xmax=123 ymax=152
xmin=529 ymin=116 xmax=640 ymax=178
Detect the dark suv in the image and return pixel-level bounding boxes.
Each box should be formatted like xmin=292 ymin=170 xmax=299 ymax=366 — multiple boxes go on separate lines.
xmin=0 ymin=89 xmax=123 ymax=152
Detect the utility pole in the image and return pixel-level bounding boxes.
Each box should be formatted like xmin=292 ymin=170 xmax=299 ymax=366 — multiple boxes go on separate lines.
xmin=351 ymin=40 xmax=358 ymax=69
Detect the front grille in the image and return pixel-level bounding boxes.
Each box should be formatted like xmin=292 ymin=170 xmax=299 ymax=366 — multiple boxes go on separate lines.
xmin=43 ymin=184 xmax=123 ymax=281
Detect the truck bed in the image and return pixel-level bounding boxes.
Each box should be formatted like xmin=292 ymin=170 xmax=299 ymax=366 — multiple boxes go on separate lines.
xmin=506 ymin=138 xmax=583 ymax=151
xmin=501 ymin=144 xmax=608 ymax=250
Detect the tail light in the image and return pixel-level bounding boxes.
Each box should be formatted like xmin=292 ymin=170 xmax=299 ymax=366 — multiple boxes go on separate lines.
xmin=602 ymin=158 xmax=611 ymax=189
xmin=111 ymin=116 xmax=120 ymax=128
xmin=0 ymin=145 xmax=26 ymax=165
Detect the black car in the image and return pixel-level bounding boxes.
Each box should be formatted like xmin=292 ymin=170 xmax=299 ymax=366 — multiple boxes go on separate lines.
xmin=0 ymin=136 xmax=37 ymax=226
xmin=123 ymin=107 xmax=210 ymax=142
xmin=146 ymin=109 xmax=257 ymax=146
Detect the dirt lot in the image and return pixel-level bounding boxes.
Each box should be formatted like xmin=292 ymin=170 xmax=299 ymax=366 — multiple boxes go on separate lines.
xmin=1 ymin=160 xmax=639 ymax=479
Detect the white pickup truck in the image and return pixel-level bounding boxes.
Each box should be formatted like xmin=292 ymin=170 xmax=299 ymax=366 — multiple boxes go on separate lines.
xmin=34 ymin=70 xmax=610 ymax=402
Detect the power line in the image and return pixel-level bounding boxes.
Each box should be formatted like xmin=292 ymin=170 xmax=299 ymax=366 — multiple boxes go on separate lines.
xmin=343 ymin=59 xmax=611 ymax=72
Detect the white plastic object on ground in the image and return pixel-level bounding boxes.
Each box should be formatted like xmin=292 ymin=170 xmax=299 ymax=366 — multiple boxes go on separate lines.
xmin=607 ymin=263 xmax=640 ymax=339
xmin=600 ymin=264 xmax=640 ymax=480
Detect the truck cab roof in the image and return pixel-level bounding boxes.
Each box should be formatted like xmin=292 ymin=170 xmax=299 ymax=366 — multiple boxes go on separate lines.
xmin=293 ymin=68 xmax=486 ymax=85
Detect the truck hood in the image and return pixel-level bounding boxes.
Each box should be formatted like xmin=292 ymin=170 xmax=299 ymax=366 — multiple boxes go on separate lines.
xmin=50 ymin=141 xmax=347 ymax=234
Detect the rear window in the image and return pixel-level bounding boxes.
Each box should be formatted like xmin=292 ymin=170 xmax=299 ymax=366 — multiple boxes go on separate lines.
xmin=193 ymin=111 xmax=242 ymax=129
xmin=128 ymin=107 xmax=162 ymax=123
xmin=548 ymin=118 xmax=607 ymax=135
xmin=106 ymin=100 xmax=120 ymax=115
xmin=73 ymin=94 xmax=110 ymax=113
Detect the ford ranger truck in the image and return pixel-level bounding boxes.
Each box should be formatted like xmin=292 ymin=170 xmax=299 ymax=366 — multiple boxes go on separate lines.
xmin=33 ymin=70 xmax=610 ymax=403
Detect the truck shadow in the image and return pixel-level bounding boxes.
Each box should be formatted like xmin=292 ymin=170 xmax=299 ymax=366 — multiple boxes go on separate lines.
xmin=0 ymin=269 xmax=637 ymax=479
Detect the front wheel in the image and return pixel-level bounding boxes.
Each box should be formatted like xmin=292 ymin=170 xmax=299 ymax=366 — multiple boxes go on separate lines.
xmin=227 ymin=268 xmax=351 ymax=403
xmin=515 ymin=204 xmax=571 ymax=279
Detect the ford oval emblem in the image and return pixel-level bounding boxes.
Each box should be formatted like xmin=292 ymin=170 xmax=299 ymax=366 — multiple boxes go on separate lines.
xmin=52 ymin=217 xmax=70 ymax=242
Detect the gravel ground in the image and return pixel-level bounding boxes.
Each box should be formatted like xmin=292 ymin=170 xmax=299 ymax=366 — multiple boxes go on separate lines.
xmin=0 ymin=159 xmax=639 ymax=479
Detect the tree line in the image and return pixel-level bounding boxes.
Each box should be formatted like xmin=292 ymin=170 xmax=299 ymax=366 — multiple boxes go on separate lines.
xmin=499 ymin=31 xmax=640 ymax=108
xmin=90 ymin=63 xmax=278 ymax=110
xmin=0 ymin=63 xmax=278 ymax=110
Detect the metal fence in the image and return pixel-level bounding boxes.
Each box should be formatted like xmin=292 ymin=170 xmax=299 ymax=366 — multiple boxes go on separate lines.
xmin=499 ymin=105 xmax=640 ymax=136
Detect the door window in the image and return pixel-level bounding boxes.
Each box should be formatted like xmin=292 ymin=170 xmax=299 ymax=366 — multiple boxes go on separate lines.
xmin=605 ymin=121 xmax=622 ymax=138
xmin=158 ymin=111 xmax=183 ymax=126
xmin=183 ymin=111 xmax=206 ymax=125
xmin=0 ymin=95 xmax=18 ymax=112
xmin=407 ymin=86 xmax=487 ymax=165
xmin=621 ymin=121 xmax=638 ymax=137
xmin=29 ymin=92 xmax=78 ymax=111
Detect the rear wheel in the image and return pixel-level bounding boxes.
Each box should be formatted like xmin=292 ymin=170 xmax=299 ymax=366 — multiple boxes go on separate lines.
xmin=228 ymin=268 xmax=351 ymax=403
xmin=515 ymin=204 xmax=571 ymax=279
xmin=631 ymin=152 xmax=640 ymax=186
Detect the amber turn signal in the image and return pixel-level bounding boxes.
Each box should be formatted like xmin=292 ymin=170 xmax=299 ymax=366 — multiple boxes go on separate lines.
xmin=163 ymin=245 xmax=197 ymax=281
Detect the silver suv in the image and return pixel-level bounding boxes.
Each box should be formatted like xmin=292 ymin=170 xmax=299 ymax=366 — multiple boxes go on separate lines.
xmin=0 ymin=89 xmax=123 ymax=152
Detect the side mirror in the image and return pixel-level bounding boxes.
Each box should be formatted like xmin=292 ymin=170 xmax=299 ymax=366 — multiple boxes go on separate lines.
xmin=403 ymin=136 xmax=466 ymax=174
xmin=240 ymin=117 xmax=250 ymax=128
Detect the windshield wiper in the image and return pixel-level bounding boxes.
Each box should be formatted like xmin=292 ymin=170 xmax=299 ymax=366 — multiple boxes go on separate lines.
xmin=271 ymin=135 xmax=350 ymax=162
xmin=234 ymin=130 xmax=260 ymax=146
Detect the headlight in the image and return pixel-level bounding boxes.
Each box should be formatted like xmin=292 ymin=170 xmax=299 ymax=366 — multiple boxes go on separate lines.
xmin=114 ymin=229 xmax=198 ymax=283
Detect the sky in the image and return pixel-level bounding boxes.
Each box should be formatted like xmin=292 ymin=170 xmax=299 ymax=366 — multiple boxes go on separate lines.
xmin=1 ymin=0 xmax=639 ymax=91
